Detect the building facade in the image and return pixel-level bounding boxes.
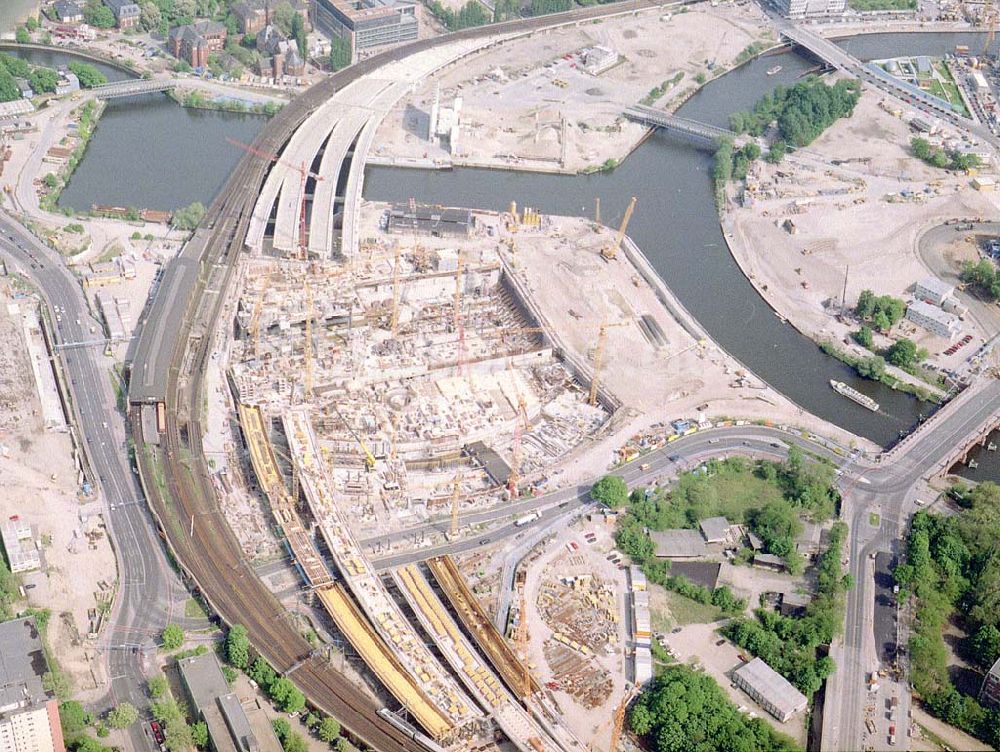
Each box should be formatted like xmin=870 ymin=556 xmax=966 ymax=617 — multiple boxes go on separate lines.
xmin=312 ymin=0 xmax=417 ymax=51
xmin=772 ymin=0 xmax=846 ymax=19
xmin=256 ymin=25 xmax=305 ymax=78
xmin=168 ymin=21 xmax=228 ymax=69
xmin=103 ymin=0 xmax=141 ymax=29
xmin=980 ymin=657 xmax=1000 ymax=708
xmin=906 ymin=299 xmax=962 ymax=339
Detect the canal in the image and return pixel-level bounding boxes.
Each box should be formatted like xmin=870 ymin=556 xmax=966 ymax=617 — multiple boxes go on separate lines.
xmin=8 ymin=28 xmax=998 ymax=463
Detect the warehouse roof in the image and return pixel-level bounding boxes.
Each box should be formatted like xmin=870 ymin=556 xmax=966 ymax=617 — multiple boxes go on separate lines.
xmin=0 ymin=617 xmax=48 ymax=712
xmin=916 ymin=276 xmax=954 ymax=300
xmin=650 ymin=529 xmax=707 ymax=559
xmin=734 ymin=657 xmax=807 ymax=719
xmin=699 ymin=516 xmax=731 ymax=543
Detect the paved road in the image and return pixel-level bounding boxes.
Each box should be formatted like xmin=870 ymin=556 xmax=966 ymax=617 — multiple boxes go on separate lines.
xmin=0 ymin=212 xmax=191 ymax=752
xmin=823 ymin=377 xmax=1000 ymax=751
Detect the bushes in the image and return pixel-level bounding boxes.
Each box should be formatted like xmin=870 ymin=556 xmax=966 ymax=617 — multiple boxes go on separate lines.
xmin=911 ymin=137 xmax=981 ymax=172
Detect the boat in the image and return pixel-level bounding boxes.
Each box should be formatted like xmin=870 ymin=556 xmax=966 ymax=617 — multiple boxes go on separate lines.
xmin=830 ymin=380 xmax=880 ymax=412
xmin=766 ymin=65 xmax=782 ymax=76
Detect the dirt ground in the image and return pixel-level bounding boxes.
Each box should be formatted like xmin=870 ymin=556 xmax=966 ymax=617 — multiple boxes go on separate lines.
xmin=725 ymin=87 xmax=1000 ymax=373
xmin=0 ymin=280 xmax=116 ymax=699
xmin=373 ymin=4 xmax=772 ymax=173
xmin=519 ymin=517 xmax=628 ymax=750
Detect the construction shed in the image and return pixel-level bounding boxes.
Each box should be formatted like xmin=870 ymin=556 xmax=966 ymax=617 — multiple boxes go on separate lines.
xmin=386 ymin=203 xmax=474 ymax=238
xmin=650 ymin=529 xmax=708 ymax=560
xmin=733 ymin=657 xmax=808 ymax=723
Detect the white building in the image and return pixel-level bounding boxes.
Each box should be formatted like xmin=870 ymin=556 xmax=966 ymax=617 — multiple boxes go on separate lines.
xmin=772 ymin=0 xmax=846 ymax=19
xmin=582 ymin=46 xmax=619 ymax=76
xmin=733 ymin=657 xmax=808 ymax=723
xmin=914 ymin=276 xmax=954 ymax=306
xmin=427 ymin=84 xmax=462 ymax=155
xmin=0 ymin=518 xmax=39 ymax=574
xmin=906 ymin=299 xmax=962 ymax=339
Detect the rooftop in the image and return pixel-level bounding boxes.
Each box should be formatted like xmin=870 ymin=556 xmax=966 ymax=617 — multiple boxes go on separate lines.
xmin=907 ymin=299 xmax=960 ymax=326
xmin=734 ymin=657 xmax=808 ymax=718
xmin=0 ymin=517 xmax=40 ymax=573
xmin=650 ymin=529 xmax=707 ymax=559
xmin=915 ymin=276 xmax=954 ymax=299
xmin=753 ymin=552 xmax=786 ymax=568
xmin=0 ymin=617 xmax=49 ymax=714
xmin=699 ymin=516 xmax=731 ymax=543
xmin=177 ymin=653 xmax=230 ymax=712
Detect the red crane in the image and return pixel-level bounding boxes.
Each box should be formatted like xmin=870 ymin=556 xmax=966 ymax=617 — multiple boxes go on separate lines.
xmin=227 ymin=137 xmax=324 ymax=259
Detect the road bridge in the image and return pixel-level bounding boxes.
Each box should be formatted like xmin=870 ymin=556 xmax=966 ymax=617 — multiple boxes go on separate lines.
xmin=91 ymin=78 xmax=176 ymax=99
xmin=623 ymin=104 xmax=734 ymax=145
xmin=779 ymin=23 xmax=1000 ymax=148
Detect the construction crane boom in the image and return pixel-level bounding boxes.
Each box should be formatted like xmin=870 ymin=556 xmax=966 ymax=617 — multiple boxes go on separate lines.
xmin=332 ymin=404 xmax=376 ymax=471
xmin=303 ymin=280 xmax=314 ymax=400
xmin=589 ymin=321 xmax=629 ymax=406
xmin=600 ymin=196 xmax=637 ymax=261
xmin=227 ymin=137 xmax=324 ymax=259
xmin=507 ymin=394 xmax=529 ymax=498
xmin=449 ymin=474 xmax=461 ymax=538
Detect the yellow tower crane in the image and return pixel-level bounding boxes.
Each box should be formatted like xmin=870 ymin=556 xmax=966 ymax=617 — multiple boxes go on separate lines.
xmin=507 ymin=393 xmax=529 ymax=498
xmin=600 ymin=196 xmax=637 ymax=261
xmin=332 ymin=403 xmax=376 ymax=471
xmin=589 ymin=320 xmax=629 ymax=407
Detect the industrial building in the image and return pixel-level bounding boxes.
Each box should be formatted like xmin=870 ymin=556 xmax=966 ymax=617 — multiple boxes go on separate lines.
xmin=385 ymin=203 xmax=474 ymax=237
xmin=980 ymin=657 xmax=1000 ymax=708
xmin=770 ymin=0 xmax=845 ymax=19
xmin=732 ymin=657 xmax=808 ymax=723
xmin=628 ymin=567 xmax=652 ymax=686
xmin=177 ymin=653 xmax=282 ymax=752
xmin=312 ymin=0 xmax=418 ymax=52
xmin=905 ymin=299 xmax=962 ymax=340
xmin=0 ymin=517 xmax=40 ymax=574
xmin=650 ymin=529 xmax=708 ymax=559
xmin=0 ymin=617 xmax=65 ymax=752
xmin=698 ymin=516 xmax=734 ymax=546
xmin=914 ymin=276 xmax=955 ymax=307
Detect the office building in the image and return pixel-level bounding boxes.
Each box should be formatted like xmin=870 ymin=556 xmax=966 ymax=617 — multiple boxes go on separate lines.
xmin=772 ymin=0 xmax=846 ymax=19
xmin=906 ymin=299 xmax=962 ymax=339
xmin=312 ymin=0 xmax=417 ymax=52
xmin=0 ymin=618 xmax=65 ymax=752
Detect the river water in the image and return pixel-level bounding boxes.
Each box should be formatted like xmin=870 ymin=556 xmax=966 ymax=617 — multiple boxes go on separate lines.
xmin=8 ymin=31 xmax=1000 ymax=470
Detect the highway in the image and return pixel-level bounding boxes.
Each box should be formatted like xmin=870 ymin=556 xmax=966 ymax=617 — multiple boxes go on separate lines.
xmin=0 ymin=212 xmax=193 ymax=752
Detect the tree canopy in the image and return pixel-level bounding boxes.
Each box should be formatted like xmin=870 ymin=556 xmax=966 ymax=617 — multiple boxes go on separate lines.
xmin=68 ymin=62 xmax=108 ymax=89
xmin=855 ymin=289 xmax=905 ymax=332
xmin=226 ymin=624 xmax=251 ymax=669
xmin=629 ymin=664 xmax=799 ymax=752
xmin=591 ymin=474 xmax=628 ymax=508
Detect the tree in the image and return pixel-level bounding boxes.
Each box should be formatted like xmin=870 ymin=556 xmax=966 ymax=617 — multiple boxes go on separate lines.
xmin=290 ymin=13 xmax=307 ymax=58
xmin=269 ymin=678 xmax=305 ymax=714
xmin=248 ymin=656 xmax=276 ymax=688
xmin=161 ymin=624 xmax=184 ymax=651
xmin=68 ymin=62 xmax=108 ymax=89
xmin=164 ymin=718 xmax=193 ymax=752
xmin=148 ymin=675 xmax=168 ymax=699
xmin=140 ymin=2 xmax=162 ymax=31
xmin=853 ymin=326 xmax=873 ymax=349
xmin=42 ymin=670 xmax=70 ymax=700
xmin=171 ymin=202 xmax=206 ymax=231
xmin=317 ymin=717 xmax=341 ymax=743
xmin=591 ymin=475 xmax=628 ymax=508
xmin=15 ymin=27 xmax=30 ymax=44
xmin=227 ymin=625 xmax=252 ymax=669
xmin=856 ymin=355 xmax=886 ymax=380
xmin=59 ymin=701 xmax=88 ymax=741
xmin=44 ymin=173 xmax=59 ymax=189
xmin=886 ymin=338 xmax=922 ymax=369
xmin=272 ymin=718 xmax=292 ymax=742
xmin=191 ymin=721 xmax=209 ymax=749
xmin=972 ymin=624 xmax=1000 ymax=670
xmin=84 ymin=2 xmax=117 ymax=28
xmin=107 ymin=703 xmax=139 ymax=730
xmin=272 ymin=2 xmax=296 ymax=34
xmin=329 ymin=37 xmax=351 ymax=71
xmin=29 ymin=68 xmax=61 ymax=94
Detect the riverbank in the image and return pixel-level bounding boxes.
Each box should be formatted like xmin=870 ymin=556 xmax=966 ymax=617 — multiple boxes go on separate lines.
xmin=719 ymin=86 xmax=999 ymax=401
xmin=168 ymin=88 xmax=283 ymax=116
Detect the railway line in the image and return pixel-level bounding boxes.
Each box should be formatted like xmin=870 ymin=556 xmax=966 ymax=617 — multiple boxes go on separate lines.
xmin=129 ymin=2 xmax=678 ymax=749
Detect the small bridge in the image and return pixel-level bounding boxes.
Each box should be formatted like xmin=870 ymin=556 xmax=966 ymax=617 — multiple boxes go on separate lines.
xmin=624 ymin=105 xmax=734 ymax=146
xmin=91 ymin=79 xmax=176 ymax=100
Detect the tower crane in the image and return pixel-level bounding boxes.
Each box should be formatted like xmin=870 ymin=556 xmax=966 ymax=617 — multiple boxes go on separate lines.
xmin=983 ymin=12 xmax=997 ymax=59
xmin=600 ymin=196 xmax=637 ymax=261
xmin=449 ymin=474 xmax=462 ymax=539
xmin=507 ymin=393 xmax=529 ymax=498
xmin=391 ymin=243 xmax=402 ymax=336
xmin=589 ymin=320 xmax=630 ymax=406
xmin=331 ymin=403 xmax=376 ymax=471
xmin=227 ymin=137 xmax=324 ymax=259
xmin=303 ymin=279 xmax=314 ymax=400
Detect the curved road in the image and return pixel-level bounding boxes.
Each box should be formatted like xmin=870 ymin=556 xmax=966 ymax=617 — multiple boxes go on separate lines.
xmin=0 ymin=212 xmax=195 ymax=752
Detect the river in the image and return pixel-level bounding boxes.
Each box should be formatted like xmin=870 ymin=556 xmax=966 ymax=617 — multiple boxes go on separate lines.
xmin=10 ymin=30 xmax=1000 ymax=466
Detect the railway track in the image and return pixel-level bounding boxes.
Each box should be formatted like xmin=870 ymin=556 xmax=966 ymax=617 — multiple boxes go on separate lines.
xmin=132 ymin=1 xmax=680 ymax=748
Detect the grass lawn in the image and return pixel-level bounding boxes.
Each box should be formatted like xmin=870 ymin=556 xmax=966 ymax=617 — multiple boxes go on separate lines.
xmin=184 ymin=598 xmax=209 ymax=620
xmin=665 ymin=591 xmax=723 ymax=625
xmin=870 ymin=512 xmax=881 ymax=526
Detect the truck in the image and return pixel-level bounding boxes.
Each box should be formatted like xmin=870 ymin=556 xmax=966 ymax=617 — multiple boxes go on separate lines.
xmin=515 ymin=512 xmax=540 ymax=527
xmin=888 ymin=723 xmax=896 ymax=745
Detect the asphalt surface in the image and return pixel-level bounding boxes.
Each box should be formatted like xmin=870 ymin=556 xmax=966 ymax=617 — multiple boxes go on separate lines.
xmin=823 ymin=378 xmax=1000 ymax=751
xmin=0 ymin=211 xmax=193 ymax=752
